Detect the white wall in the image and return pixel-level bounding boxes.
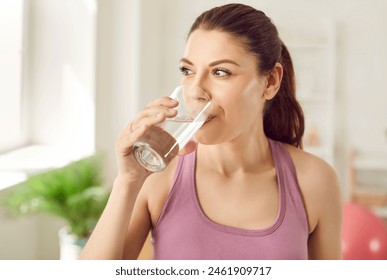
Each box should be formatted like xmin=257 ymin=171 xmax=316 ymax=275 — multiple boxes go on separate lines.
xmin=28 ymin=0 xmax=96 ymax=157
xmin=94 ymin=0 xmax=141 ymax=183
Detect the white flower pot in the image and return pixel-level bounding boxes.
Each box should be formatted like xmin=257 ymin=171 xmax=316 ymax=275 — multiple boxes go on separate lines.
xmin=58 ymin=227 xmax=87 ymax=260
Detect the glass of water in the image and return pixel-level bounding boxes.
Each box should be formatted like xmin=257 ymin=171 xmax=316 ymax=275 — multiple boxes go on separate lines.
xmin=133 ymin=85 xmax=212 ymax=172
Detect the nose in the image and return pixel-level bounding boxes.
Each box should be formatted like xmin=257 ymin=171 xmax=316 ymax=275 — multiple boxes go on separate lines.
xmin=186 ymin=85 xmax=210 ymax=102
xmin=191 ymin=73 xmax=211 ymax=100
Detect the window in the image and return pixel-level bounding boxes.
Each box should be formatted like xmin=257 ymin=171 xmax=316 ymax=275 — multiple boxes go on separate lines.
xmin=0 ymin=0 xmax=26 ymax=153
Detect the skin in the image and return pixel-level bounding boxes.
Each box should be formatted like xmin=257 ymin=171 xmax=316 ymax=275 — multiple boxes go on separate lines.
xmin=80 ymin=29 xmax=342 ymax=260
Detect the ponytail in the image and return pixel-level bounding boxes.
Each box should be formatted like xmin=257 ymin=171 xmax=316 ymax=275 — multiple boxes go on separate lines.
xmin=263 ymin=42 xmax=304 ymax=148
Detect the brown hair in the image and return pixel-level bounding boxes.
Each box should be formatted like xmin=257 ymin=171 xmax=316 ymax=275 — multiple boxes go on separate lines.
xmin=188 ymin=4 xmax=304 ymax=148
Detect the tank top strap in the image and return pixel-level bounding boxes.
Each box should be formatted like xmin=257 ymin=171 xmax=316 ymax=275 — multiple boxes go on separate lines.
xmin=268 ymin=138 xmax=298 ymax=182
xmin=268 ymin=139 xmax=309 ymax=234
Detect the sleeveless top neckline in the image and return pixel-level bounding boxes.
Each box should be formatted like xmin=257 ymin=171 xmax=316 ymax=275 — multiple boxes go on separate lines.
xmin=189 ymin=141 xmax=286 ymax=236
xmin=152 ymin=138 xmax=309 ymax=260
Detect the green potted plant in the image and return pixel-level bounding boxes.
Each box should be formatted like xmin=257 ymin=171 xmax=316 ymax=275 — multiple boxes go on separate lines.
xmin=1 ymin=155 xmax=110 ymax=259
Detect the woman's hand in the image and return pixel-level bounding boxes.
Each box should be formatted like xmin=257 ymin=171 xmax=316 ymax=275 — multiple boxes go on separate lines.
xmin=114 ymin=97 xmax=179 ymax=183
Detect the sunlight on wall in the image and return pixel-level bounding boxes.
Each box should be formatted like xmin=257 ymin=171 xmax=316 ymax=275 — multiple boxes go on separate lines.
xmin=61 ymin=63 xmax=95 ymax=157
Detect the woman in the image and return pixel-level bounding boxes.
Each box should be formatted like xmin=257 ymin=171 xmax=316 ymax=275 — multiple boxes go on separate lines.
xmin=80 ymin=3 xmax=342 ymax=260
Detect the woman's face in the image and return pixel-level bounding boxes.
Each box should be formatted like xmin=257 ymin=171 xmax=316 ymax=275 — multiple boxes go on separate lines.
xmin=180 ymin=29 xmax=268 ymax=145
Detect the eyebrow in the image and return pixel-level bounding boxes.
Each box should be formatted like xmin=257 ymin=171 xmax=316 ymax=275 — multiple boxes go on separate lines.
xmin=180 ymin=58 xmax=241 ymax=67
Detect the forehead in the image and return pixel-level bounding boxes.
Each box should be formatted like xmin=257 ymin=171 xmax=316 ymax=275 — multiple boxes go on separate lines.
xmin=184 ymin=29 xmax=256 ymax=65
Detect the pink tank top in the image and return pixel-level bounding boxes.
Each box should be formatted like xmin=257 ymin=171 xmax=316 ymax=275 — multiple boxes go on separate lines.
xmin=151 ymin=139 xmax=309 ymax=259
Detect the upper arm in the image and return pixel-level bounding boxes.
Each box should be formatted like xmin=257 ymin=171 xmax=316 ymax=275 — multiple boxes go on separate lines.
xmin=288 ymin=146 xmax=343 ymax=259
xmin=122 ymin=183 xmax=152 ymax=259
xmin=307 ymin=164 xmax=343 ymax=259
xmin=122 ymin=157 xmax=178 ymax=259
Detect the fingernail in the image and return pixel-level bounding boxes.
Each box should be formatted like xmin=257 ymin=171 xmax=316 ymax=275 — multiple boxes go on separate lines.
xmin=169 ymin=98 xmax=178 ymax=104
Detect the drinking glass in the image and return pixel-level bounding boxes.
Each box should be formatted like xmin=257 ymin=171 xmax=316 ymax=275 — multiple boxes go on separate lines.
xmin=133 ymin=85 xmax=212 ymax=172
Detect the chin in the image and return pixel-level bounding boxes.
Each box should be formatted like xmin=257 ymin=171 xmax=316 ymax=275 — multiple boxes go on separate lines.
xmin=195 ymin=117 xmax=225 ymax=145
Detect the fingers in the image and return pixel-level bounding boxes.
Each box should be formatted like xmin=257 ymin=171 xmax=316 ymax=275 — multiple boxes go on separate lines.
xmin=134 ymin=106 xmax=177 ymax=126
xmin=128 ymin=111 xmax=166 ymax=133
xmin=115 ymin=97 xmax=181 ymax=179
xmin=116 ymin=123 xmax=146 ymax=156
xmin=146 ymin=97 xmax=178 ymax=108
xmin=119 ymin=98 xmax=175 ymax=150
xmin=129 ymin=97 xmax=178 ymax=132
xmin=122 ymin=112 xmax=163 ymax=140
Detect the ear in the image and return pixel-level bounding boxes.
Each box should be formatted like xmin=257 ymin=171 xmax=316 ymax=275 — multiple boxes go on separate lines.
xmin=263 ymin=62 xmax=283 ymax=100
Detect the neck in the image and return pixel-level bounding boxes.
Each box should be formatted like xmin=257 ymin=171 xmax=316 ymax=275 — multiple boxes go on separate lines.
xmin=197 ymin=132 xmax=273 ymax=177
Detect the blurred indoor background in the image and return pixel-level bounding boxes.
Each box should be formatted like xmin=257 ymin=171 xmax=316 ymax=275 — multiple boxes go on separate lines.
xmin=0 ymin=0 xmax=386 ymax=259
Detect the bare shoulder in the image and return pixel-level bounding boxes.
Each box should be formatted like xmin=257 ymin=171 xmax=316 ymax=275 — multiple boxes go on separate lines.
xmin=284 ymin=144 xmax=342 ymax=232
xmin=285 ymin=145 xmax=339 ymax=186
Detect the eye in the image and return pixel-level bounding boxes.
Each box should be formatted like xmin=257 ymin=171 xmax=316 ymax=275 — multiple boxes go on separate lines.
xmin=212 ymin=68 xmax=231 ymax=77
xmin=179 ymin=66 xmax=193 ymax=76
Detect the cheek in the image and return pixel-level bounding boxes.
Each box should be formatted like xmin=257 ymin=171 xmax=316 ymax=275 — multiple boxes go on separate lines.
xmin=224 ymin=84 xmax=261 ymax=122
xmin=239 ymin=78 xmax=266 ymax=117
xmin=195 ymin=115 xmax=232 ymax=144
xmin=194 ymin=122 xmax=218 ymax=144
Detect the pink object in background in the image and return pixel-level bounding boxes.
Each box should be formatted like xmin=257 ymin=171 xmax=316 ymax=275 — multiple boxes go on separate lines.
xmin=342 ymin=202 xmax=387 ymax=259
